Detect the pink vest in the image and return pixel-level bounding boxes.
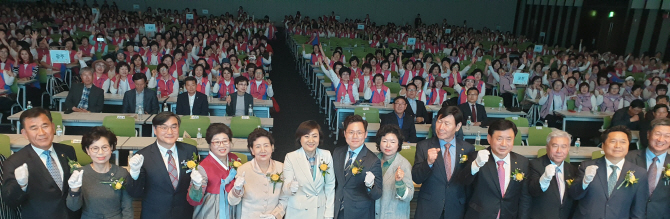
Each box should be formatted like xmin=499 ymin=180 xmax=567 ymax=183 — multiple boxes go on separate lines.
xmin=146 ymin=53 xmax=163 ymax=65
xmin=370 ymin=86 xmax=388 ymax=104
xmin=218 ymin=80 xmax=235 ymax=97
xmin=112 ymin=74 xmax=135 ymax=90
xmin=399 ymin=70 xmax=415 ymax=85
xmin=428 ymin=88 xmax=447 ymax=105
xmin=336 ymin=81 xmax=356 ymax=103
xmin=448 ymin=72 xmax=462 ymax=87
xmin=196 ymin=78 xmax=209 ymax=94
xmin=93 ymin=73 xmax=108 ymax=89
xmin=157 ymin=76 xmax=177 ymax=98
xmin=250 ymin=80 xmax=269 ymax=100
xmin=18 ymin=63 xmax=37 ymax=78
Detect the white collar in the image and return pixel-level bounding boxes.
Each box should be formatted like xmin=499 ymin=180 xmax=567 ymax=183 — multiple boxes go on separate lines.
xmin=492 ymin=152 xmax=511 ymax=165
xmin=156 ymin=141 xmax=177 ymax=157
xmin=208 ymin=151 xmax=229 ymax=170
xmin=605 ymin=157 xmax=625 ymax=170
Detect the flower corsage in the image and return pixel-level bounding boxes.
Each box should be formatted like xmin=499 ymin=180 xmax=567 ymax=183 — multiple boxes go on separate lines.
xmin=459 ymin=155 xmax=468 ymax=164
xmin=510 ymin=169 xmax=525 ymax=182
xmin=181 ymin=152 xmax=200 ymax=173
xmin=617 ymin=170 xmax=638 ymax=189
xmin=63 ymin=154 xmax=82 ymax=174
xmin=320 ymin=160 xmax=330 ymax=178
xmin=267 ymin=172 xmax=284 ymax=193
xmin=228 ymin=157 xmax=242 ymax=170
xmin=349 ymin=160 xmax=365 ymax=176
xmin=101 ymin=177 xmax=126 ymax=190
xmin=663 ymin=164 xmax=670 ymax=186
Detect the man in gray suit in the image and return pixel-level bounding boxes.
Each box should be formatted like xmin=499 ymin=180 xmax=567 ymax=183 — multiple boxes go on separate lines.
xmin=413 ymin=106 xmax=474 ymax=219
xmin=569 ymin=125 xmax=648 ymax=219
xmin=121 ymin=73 xmax=159 ymax=114
xmin=333 ymin=115 xmax=382 ymax=219
xmin=625 ymin=118 xmax=670 ymax=218
xmin=63 ymin=67 xmax=104 ymax=113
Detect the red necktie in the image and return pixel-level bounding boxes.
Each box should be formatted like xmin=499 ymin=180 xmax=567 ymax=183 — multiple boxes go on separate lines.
xmin=471 ymin=104 xmax=477 ymax=123
xmin=444 ymin=143 xmax=452 ymax=181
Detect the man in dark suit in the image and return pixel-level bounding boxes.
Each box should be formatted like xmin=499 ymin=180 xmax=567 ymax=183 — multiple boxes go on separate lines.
xmin=569 ymin=125 xmax=648 ymax=219
xmin=625 ymin=118 xmax=670 ymax=218
xmin=413 ymin=106 xmax=475 ymax=219
xmin=611 ymin=99 xmax=645 ymax=130
xmin=1 ymin=107 xmax=78 ymax=218
xmin=63 ymin=67 xmax=104 ymax=113
xmin=457 ymin=87 xmax=487 ymax=126
xmin=381 ymin=96 xmax=417 ymax=143
xmin=226 ymin=76 xmax=254 ymax=116
xmin=176 ymin=76 xmax=209 ymax=116
xmin=333 ymin=115 xmax=382 ymax=219
xmin=458 ymin=120 xmax=531 ymax=219
xmin=405 ymin=83 xmax=429 ymax=124
xmin=528 ymin=130 xmax=578 ymax=219
xmin=125 ymin=112 xmax=198 ymax=218
xmin=121 ymin=73 xmax=159 ymax=114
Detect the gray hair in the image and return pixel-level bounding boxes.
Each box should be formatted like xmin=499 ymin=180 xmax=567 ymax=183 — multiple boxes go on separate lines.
xmin=650 ymin=118 xmax=670 ymax=131
xmin=546 ymin=130 xmax=572 ymax=144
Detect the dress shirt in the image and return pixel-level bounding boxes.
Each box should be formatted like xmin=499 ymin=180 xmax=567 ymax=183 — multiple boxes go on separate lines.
xmin=395 ymin=113 xmax=404 ymax=129
xmin=156 ymin=142 xmax=179 ymax=179
xmin=469 ymin=103 xmax=477 ymax=121
xmin=605 ymin=158 xmax=625 ymax=184
xmin=429 ymin=138 xmax=456 ymax=170
xmin=540 ymin=160 xmax=565 ymax=192
xmin=344 ymin=145 xmax=365 ymax=168
xmin=135 ymin=89 xmax=144 ymax=111
xmin=188 ymin=93 xmax=196 ymax=115
xmin=31 ymin=144 xmax=64 ymax=181
xmin=471 ymin=152 xmax=511 ymax=191
xmin=645 ymin=148 xmax=666 ymax=187
xmin=407 ymin=98 xmax=417 ymax=114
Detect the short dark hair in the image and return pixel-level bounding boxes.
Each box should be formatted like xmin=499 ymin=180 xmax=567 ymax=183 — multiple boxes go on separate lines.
xmin=436 ymin=106 xmax=463 ymax=126
xmin=116 ymin=62 xmax=131 ymax=74
xmin=343 ymin=114 xmax=368 ymax=132
xmin=205 ymin=123 xmax=233 ymax=144
xmin=81 ymin=126 xmax=118 ymax=151
xmin=375 ymin=124 xmax=404 ymax=152
xmin=653 ymin=104 xmax=668 ymax=115
xmin=152 ymin=112 xmax=181 ymax=127
xmin=19 ymin=107 xmax=52 ymax=129
xmin=467 ymin=87 xmax=479 ymax=95
xmin=247 ymin=128 xmax=274 ymax=157
xmin=657 ymin=95 xmax=669 ymax=103
xmin=234 ymin=75 xmax=249 ymax=85
xmin=488 ymin=119 xmax=518 ymax=136
xmin=657 ymin=84 xmax=668 ymax=92
xmin=629 ymin=99 xmax=645 ymax=109
xmin=393 ymin=96 xmax=407 ymax=105
xmin=294 ymin=120 xmax=324 ymax=148
xmin=184 ymin=76 xmax=197 ymax=84
xmin=601 ymin=125 xmax=632 ymax=143
xmin=132 ymin=72 xmax=147 ymax=82
xmin=338 ymin=67 xmax=351 ymax=77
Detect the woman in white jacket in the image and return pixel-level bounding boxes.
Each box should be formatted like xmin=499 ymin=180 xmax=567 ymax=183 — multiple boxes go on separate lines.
xmin=282 ymin=120 xmax=336 ymax=219
xmin=374 ymin=124 xmax=414 ymax=219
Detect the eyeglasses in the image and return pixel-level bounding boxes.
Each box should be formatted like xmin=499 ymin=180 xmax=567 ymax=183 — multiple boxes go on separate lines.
xmin=347 ymin=131 xmax=364 ymax=136
xmin=407 ymin=89 xmax=416 ymax=92
xmin=157 ymin=125 xmax=179 ymax=131
xmin=89 ymin=145 xmax=111 ymax=153
xmin=211 ymin=139 xmax=230 ymax=147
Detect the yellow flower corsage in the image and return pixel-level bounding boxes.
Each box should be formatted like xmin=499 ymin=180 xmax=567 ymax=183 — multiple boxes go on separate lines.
xmin=459 ymin=155 xmax=467 ymax=164
xmin=267 ymin=172 xmax=284 ymax=193
xmin=617 ymin=170 xmax=638 ymax=189
xmin=510 ymin=168 xmax=525 ymax=182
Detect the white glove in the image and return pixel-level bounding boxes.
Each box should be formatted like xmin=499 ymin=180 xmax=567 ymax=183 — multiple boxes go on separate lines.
xmin=14 ymin=163 xmax=28 ymax=187
xmin=259 ymin=214 xmax=276 ymax=219
xmin=541 ymin=164 xmax=557 ymax=181
xmin=475 ymin=150 xmax=490 ymax=167
xmin=190 ymin=168 xmax=203 ymax=187
xmin=234 ymin=172 xmax=245 ymax=191
xmin=290 ymin=177 xmax=299 ymax=194
xmin=68 ymin=170 xmax=84 ymax=189
xmin=129 ymin=154 xmax=144 ymax=179
xmin=364 ymin=171 xmax=375 ymax=188
xmin=584 ymin=165 xmax=599 ymax=185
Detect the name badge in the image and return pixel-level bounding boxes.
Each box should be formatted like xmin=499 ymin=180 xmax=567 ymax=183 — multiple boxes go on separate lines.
xmin=190 ymin=115 xmax=199 ymax=119
xmin=242 ymin=116 xmax=250 ymax=119
xmin=363 ymin=107 xmax=370 ymax=110
xmin=72 ymin=139 xmax=81 ymax=144
xmin=512 ymin=117 xmax=518 ymax=120
xmin=117 ymin=116 xmax=125 ymax=119
xmin=535 ymin=126 xmax=543 ymax=130
xmin=402 ymin=145 xmax=411 ymax=150
xmin=177 ymin=138 xmax=184 ymax=141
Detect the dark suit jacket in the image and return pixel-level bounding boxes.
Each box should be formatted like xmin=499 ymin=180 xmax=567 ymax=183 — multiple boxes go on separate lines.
xmin=626 ymin=150 xmax=670 ymax=219
xmin=63 ymin=83 xmax=104 ymax=113
xmin=412 ymin=137 xmax=475 ymax=219
xmin=528 ymin=155 xmax=577 ymax=219
xmin=176 ymin=92 xmax=209 ymax=116
xmin=568 ymin=157 xmax=648 ymax=219
xmin=121 ymin=88 xmax=159 ymax=114
xmin=126 ymin=142 xmax=198 ymax=219
xmin=458 ymin=149 xmax=531 ymax=219
xmin=458 ymin=102 xmax=488 ymax=125
xmin=226 ymin=93 xmax=254 ymax=116
xmin=1 ymin=143 xmax=77 ymax=219
xmin=332 ymin=145 xmax=383 ymax=219
xmin=611 ymin=107 xmax=644 ymax=130
xmin=405 ymin=98 xmax=430 ymax=124
xmin=380 ymin=112 xmax=417 ymax=143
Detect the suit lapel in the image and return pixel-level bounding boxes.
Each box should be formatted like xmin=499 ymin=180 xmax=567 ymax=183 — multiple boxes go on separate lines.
xmin=596 ymin=158 xmax=610 ymax=199
xmin=176 ymin=144 xmax=189 ymax=192
xmin=610 ymin=161 xmax=634 ymax=199
xmin=334 ymin=147 xmax=346 ymax=184
xmin=431 ymin=138 xmax=448 ymax=184
xmin=486 ymin=151 xmax=503 ymax=197
xmin=149 ymin=143 xmax=174 ymax=191
xmin=53 ymin=145 xmax=71 ymax=190
xmin=296 ymin=149 xmax=316 ymax=189
xmin=505 ymin=153 xmax=518 ymax=195
xmin=561 ymin=162 xmax=574 ymax=204
xmin=27 ymin=146 xmax=60 ymax=191
xmin=345 ymin=147 xmax=368 ymax=185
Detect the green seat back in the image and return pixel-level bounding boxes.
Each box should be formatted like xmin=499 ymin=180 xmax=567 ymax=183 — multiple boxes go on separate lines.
xmin=517 ymin=87 xmax=526 ymax=102
xmin=60 ymin=140 xmax=92 ymax=166
xmin=475 ymin=145 xmax=486 ymax=151
xmin=514 ymin=131 xmax=523 ymax=145
xmin=505 ymin=117 xmax=529 ymax=127
xmin=354 ymin=107 xmax=380 ymax=123
xmin=459 ymin=60 xmax=471 ymax=70
xmin=527 ymin=127 xmax=553 ymax=146
xmin=10 ymin=82 xmax=18 ymax=94
xmin=567 ymin=99 xmax=576 ymax=110
xmin=442 ymin=87 xmax=458 ymax=98
xmin=38 ymin=68 xmax=49 ymax=84
xmin=147 ymin=65 xmax=158 ymax=71
xmin=482 ymin=95 xmax=503 ymax=108
xmin=230 ymin=116 xmax=262 ymax=138
xmin=0 ymin=134 xmax=11 ymax=157
xmin=384 ymin=82 xmax=402 ymax=95
xmin=592 ymin=150 xmax=605 ymax=159
xmin=399 ymin=145 xmax=417 ymax=166
xmin=602 ymin=116 xmax=612 ymax=130
xmin=102 ymin=115 xmax=136 ymax=137
xmin=232 ymin=152 xmax=249 ymax=164
xmin=50 ymin=112 xmax=63 ymax=130
xmin=178 ymin=137 xmax=198 ymax=146
xmin=179 ymin=116 xmax=211 ymax=138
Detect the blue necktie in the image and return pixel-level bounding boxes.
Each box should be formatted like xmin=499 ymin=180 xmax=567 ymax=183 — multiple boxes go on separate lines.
xmin=344 ymin=151 xmax=355 ymax=175
xmin=43 ymin=150 xmax=63 ymax=191
xmin=608 ymin=165 xmax=619 ymax=196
